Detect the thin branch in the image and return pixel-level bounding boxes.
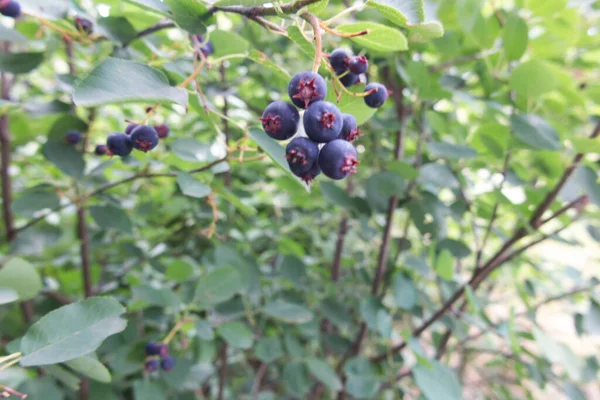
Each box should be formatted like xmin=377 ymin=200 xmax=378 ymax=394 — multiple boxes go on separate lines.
xmin=217 ymin=342 xmax=228 ymax=400
xmin=300 ymin=13 xmax=323 ymax=73
xmin=0 ymin=43 xmax=15 ymax=243
xmin=123 ymin=19 xmax=176 ymax=47
xmin=209 ymin=0 xmax=322 ymax=18
xmin=220 ymin=64 xmax=232 ymax=187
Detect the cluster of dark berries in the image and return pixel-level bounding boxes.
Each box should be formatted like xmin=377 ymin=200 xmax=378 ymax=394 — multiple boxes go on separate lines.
xmin=0 ymin=0 xmax=21 ymax=18
xmin=261 ymin=59 xmax=387 ymax=183
xmin=74 ymin=16 xmax=93 ymax=35
xmin=105 ymin=123 xmax=169 ymax=157
xmin=144 ymin=342 xmax=175 ymax=373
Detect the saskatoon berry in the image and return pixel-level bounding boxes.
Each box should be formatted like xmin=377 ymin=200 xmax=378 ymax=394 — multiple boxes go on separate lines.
xmin=195 ymin=34 xmax=214 ymax=56
xmin=155 ymin=124 xmax=170 ymax=139
xmin=260 ymin=101 xmax=300 ymax=140
xmin=285 ymin=137 xmax=319 ymax=176
xmin=303 ymin=101 xmax=343 ymax=143
xmin=131 ymin=125 xmax=159 ymax=152
xmin=338 ymin=114 xmax=361 ymax=143
xmin=364 ymin=82 xmax=388 ymax=108
xmin=158 ymin=344 xmax=169 ymax=358
xmin=337 ymin=71 xmax=359 ymax=87
xmin=0 ymin=1 xmax=20 ymax=18
xmin=161 ymin=355 xmax=175 ymax=372
xmin=65 ymin=130 xmax=82 ymax=145
xmin=318 ymin=139 xmax=359 ymax=180
xmin=94 ymin=144 xmax=108 ymax=155
xmin=144 ymin=359 xmax=159 ymax=373
xmin=74 ymin=16 xmax=93 ymax=34
xmin=106 ymin=132 xmax=133 ymax=157
xmin=348 ymin=56 xmax=368 ymax=75
xmin=329 ymin=48 xmax=350 ymax=71
xmin=145 ymin=342 xmax=161 ymax=356
xmin=125 ymin=123 xmax=137 ymax=135
xmin=288 ymin=71 xmax=327 ymax=109
xmin=295 ymin=161 xmax=321 ymax=184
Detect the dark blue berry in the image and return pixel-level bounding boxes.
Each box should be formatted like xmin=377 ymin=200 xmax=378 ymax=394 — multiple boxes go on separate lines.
xmin=318 ymin=139 xmax=359 ymax=180
xmin=145 ymin=342 xmax=161 ymax=356
xmin=65 ymin=131 xmax=82 ymax=145
xmin=338 ymin=114 xmax=361 ymax=142
xmin=285 ymin=137 xmax=319 ymax=176
xmin=158 ymin=344 xmax=169 ymax=358
xmin=364 ymin=83 xmax=388 ymax=108
xmin=295 ymin=161 xmax=321 ymax=184
xmin=74 ymin=16 xmax=93 ymax=34
xmin=303 ymin=101 xmax=343 ymax=143
xmin=337 ymin=71 xmax=359 ymax=87
xmin=329 ymin=49 xmax=350 ymax=72
xmin=131 ymin=125 xmax=159 ymax=153
xmin=144 ymin=359 xmax=159 ymax=373
xmin=261 ymin=101 xmax=300 ymax=140
xmin=161 ymin=355 xmax=175 ymax=372
xmin=106 ymin=132 xmax=133 ymax=157
xmin=155 ymin=124 xmax=170 ymax=139
xmin=95 ymin=144 xmax=108 ymax=155
xmin=288 ymin=71 xmax=327 ymax=109
xmin=348 ymin=56 xmax=368 ymax=75
xmin=0 ymin=1 xmax=21 ymax=18
xmin=195 ymin=35 xmax=214 ymax=56
xmin=125 ymin=123 xmax=137 ymax=135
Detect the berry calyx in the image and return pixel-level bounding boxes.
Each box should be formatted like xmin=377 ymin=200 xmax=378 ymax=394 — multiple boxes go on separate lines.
xmin=94 ymin=144 xmax=108 ymax=155
xmin=125 ymin=123 xmax=138 ymax=135
xmin=161 ymin=355 xmax=175 ymax=372
xmin=74 ymin=16 xmax=93 ymax=34
xmin=0 ymin=0 xmax=21 ymax=18
xmin=320 ymin=112 xmax=336 ymax=129
xmin=329 ymin=48 xmax=350 ymax=71
xmin=338 ymin=114 xmax=362 ymax=143
xmin=155 ymin=124 xmax=170 ymax=139
xmin=285 ymin=137 xmax=319 ymax=175
xmin=318 ymin=139 xmax=359 ymax=180
xmin=348 ymin=56 xmax=368 ymax=75
xmin=303 ymin=101 xmax=343 ymax=143
xmin=106 ymin=132 xmax=133 ymax=157
xmin=288 ymin=71 xmax=327 ymax=109
xmin=144 ymin=359 xmax=159 ymax=373
xmin=65 ymin=130 xmax=82 ymax=145
xmin=260 ymin=101 xmax=300 ymax=140
xmin=130 ymin=125 xmax=159 ymax=153
xmin=364 ymin=82 xmax=388 ymax=108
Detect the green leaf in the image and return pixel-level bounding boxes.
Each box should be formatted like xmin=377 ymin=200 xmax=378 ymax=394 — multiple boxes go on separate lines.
xmin=435 ymin=249 xmax=454 ymax=281
xmin=164 ymin=0 xmax=210 ymax=34
xmin=534 ymin=328 xmax=583 ymax=380
xmin=19 ymin=0 xmax=68 ymax=19
xmin=283 ymin=362 xmax=311 ymax=397
xmin=261 ymin=300 xmax=313 ymax=324
xmin=306 ymin=358 xmax=342 ymax=393
xmin=408 ymin=192 xmax=447 ymax=239
xmin=210 ymin=30 xmax=249 ymax=58
xmin=320 ymin=182 xmax=356 ymax=210
xmin=165 ymin=259 xmax=195 ymax=282
xmin=511 ymin=113 xmax=561 ymax=151
xmin=176 ymin=172 xmax=212 ymax=199
xmin=427 ymin=142 xmax=477 ymax=159
xmin=344 ymin=358 xmax=380 ymax=399
xmin=388 ymin=160 xmax=419 ymax=179
xmin=65 ymin=356 xmax=112 ymax=383
xmin=585 ymin=300 xmax=600 ymax=334
xmin=337 ymin=23 xmax=408 ymax=52
xmin=256 ymin=337 xmax=284 ymax=363
xmin=509 ymin=60 xmax=559 ymax=99
xmin=20 ymin=297 xmax=127 ymax=366
xmin=12 ymin=184 xmax=60 ymax=217
xmin=503 ymin=13 xmax=529 ymax=61
xmin=133 ymin=381 xmax=167 ymax=400
xmin=73 ymin=58 xmax=188 ymax=107
xmin=215 ymin=0 xmax=268 ymax=6
xmin=407 ymin=21 xmax=445 ymax=43
xmin=365 ymin=171 xmax=407 ymax=212
xmin=324 ymin=82 xmax=377 ymax=125
xmin=367 ymin=0 xmax=425 ymax=26
xmin=0 ymin=258 xmax=42 ymax=301
xmin=0 ymin=25 xmax=27 ymax=43
xmin=307 ymin=0 xmax=329 ymax=16
xmin=97 ymin=17 xmax=138 ymax=44
xmin=287 ymin=26 xmax=314 ymax=58
xmin=42 ymin=141 xmax=85 ymax=179
xmin=320 ymin=298 xmax=352 ymax=328
xmin=195 ymin=319 xmax=215 ymax=340
xmin=571 ymin=138 xmax=600 ymax=154
xmin=217 ymin=321 xmax=253 ymax=349
xmin=44 ymin=365 xmax=80 ymax=391
xmin=420 ymin=163 xmax=458 ymax=189
xmin=124 ymin=0 xmax=171 ymax=15
xmin=194 ymin=266 xmax=244 ymax=308
xmin=391 ymin=273 xmax=417 ymax=309
xmin=0 ymin=287 xmax=19 ymax=305
xmin=0 ymin=52 xmax=45 ymax=74
xmin=89 ymin=205 xmax=133 ymax=234
xmin=131 ymin=284 xmax=180 ymax=309
xmin=413 ymin=360 xmax=462 ymax=400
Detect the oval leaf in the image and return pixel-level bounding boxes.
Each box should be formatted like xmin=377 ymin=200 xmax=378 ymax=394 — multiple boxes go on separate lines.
xmin=65 ymin=356 xmax=112 ymax=383
xmin=0 ymin=258 xmax=42 ymax=301
xmin=261 ymin=300 xmax=313 ymax=324
xmin=337 ymin=23 xmax=408 ymax=52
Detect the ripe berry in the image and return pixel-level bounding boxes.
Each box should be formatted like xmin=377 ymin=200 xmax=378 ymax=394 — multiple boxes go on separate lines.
xmin=161 ymin=355 xmax=175 ymax=372
xmin=364 ymin=83 xmax=388 ymax=108
xmin=303 ymin=101 xmax=343 ymax=143
xmin=74 ymin=16 xmax=93 ymax=34
xmin=338 ymin=71 xmax=359 ymax=87
xmin=260 ymin=101 xmax=300 ymax=140
xmin=65 ymin=130 xmax=82 ymax=145
xmin=158 ymin=344 xmax=169 ymax=358
xmin=145 ymin=342 xmax=161 ymax=356
xmin=295 ymin=162 xmax=321 ymax=184
xmin=106 ymin=132 xmax=133 ymax=157
xmin=155 ymin=124 xmax=170 ymax=139
xmin=131 ymin=125 xmax=159 ymax=152
xmin=94 ymin=144 xmax=108 ymax=155
xmin=288 ymin=71 xmax=327 ymax=109
xmin=195 ymin=35 xmax=214 ymax=56
xmin=285 ymin=137 xmax=319 ymax=175
xmin=318 ymin=139 xmax=359 ymax=180
xmin=0 ymin=1 xmax=21 ymax=18
xmin=144 ymin=359 xmax=159 ymax=373
xmin=329 ymin=48 xmax=350 ymax=71
xmin=338 ymin=114 xmax=361 ymax=142
xmin=125 ymin=123 xmax=137 ymax=135
xmin=348 ymin=56 xmax=368 ymax=75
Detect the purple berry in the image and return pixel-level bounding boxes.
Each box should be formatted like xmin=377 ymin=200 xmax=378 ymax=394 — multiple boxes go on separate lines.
xmin=260 ymin=101 xmax=300 ymax=140
xmin=131 ymin=125 xmax=159 ymax=153
xmin=338 ymin=114 xmax=361 ymax=142
xmin=65 ymin=130 xmax=82 ymax=145
xmin=329 ymin=49 xmax=350 ymax=72
xmin=194 ymin=35 xmax=214 ymax=56
xmin=95 ymin=144 xmax=108 ymax=155
xmin=106 ymin=132 xmax=133 ymax=157
xmin=296 ymin=161 xmax=321 ymax=184
xmin=348 ymin=56 xmax=368 ymax=75
xmin=144 ymin=359 xmax=159 ymax=373
xmin=161 ymin=355 xmax=175 ymax=372
xmin=74 ymin=16 xmax=93 ymax=34
xmin=285 ymin=137 xmax=319 ymax=176
xmin=318 ymin=139 xmax=359 ymax=180
xmin=364 ymin=83 xmax=388 ymax=108
xmin=288 ymin=71 xmax=327 ymax=109
xmin=155 ymin=124 xmax=170 ymax=139
xmin=125 ymin=123 xmax=137 ymax=135
xmin=303 ymin=101 xmax=343 ymax=143
xmin=0 ymin=1 xmax=20 ymax=18
xmin=158 ymin=344 xmax=169 ymax=358
xmin=145 ymin=342 xmax=161 ymax=356
xmin=337 ymin=71 xmax=359 ymax=87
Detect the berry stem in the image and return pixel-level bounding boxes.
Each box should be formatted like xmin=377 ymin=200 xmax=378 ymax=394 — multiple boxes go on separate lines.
xmin=319 ymin=21 xmax=369 ymax=38
xmin=0 ymin=385 xmax=27 ymax=399
xmin=300 ymin=13 xmax=322 ymax=73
